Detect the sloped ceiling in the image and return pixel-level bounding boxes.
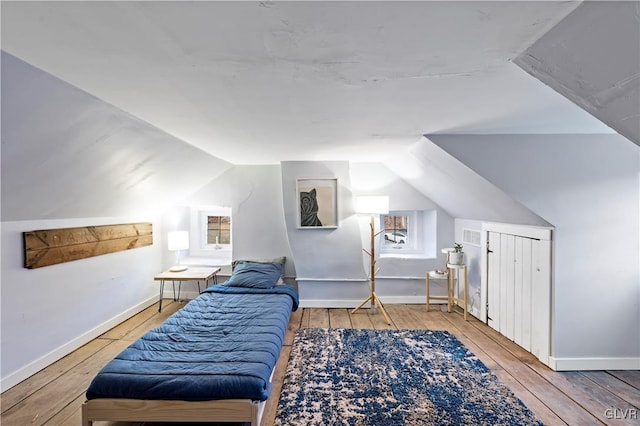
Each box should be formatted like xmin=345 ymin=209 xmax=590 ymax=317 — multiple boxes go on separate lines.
xmin=1 ymin=52 xmax=231 ymax=221
xmin=0 ymin=1 xmax=613 ymax=165
xmin=2 ymin=1 xmax=636 ymax=226
xmin=386 ymin=137 xmax=551 ymax=226
xmin=515 ymin=1 xmax=640 ymax=146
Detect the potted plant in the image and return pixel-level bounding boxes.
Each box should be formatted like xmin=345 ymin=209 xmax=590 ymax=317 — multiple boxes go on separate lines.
xmin=449 ymin=243 xmax=464 ymax=265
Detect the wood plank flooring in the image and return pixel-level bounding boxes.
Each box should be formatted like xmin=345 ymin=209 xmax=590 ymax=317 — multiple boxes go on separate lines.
xmin=2 ymin=301 xmax=639 ymax=425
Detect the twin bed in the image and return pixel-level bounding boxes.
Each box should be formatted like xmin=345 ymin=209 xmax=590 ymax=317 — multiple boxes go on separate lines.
xmin=82 ymin=258 xmax=298 ymax=426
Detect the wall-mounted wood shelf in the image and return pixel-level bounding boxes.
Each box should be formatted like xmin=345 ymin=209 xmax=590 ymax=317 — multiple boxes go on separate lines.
xmin=23 ymin=222 xmax=153 ymax=269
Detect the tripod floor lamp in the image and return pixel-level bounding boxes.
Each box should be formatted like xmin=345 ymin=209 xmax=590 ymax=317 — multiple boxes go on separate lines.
xmin=351 ymin=196 xmax=392 ymax=325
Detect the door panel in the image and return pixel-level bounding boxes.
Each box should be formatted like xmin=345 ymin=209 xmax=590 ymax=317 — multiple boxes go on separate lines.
xmin=497 ymin=233 xmax=516 ymax=339
xmin=513 ymin=237 xmax=534 ymax=352
xmin=514 ymin=237 xmax=524 ymax=346
xmin=487 ymin=231 xmax=500 ymax=329
xmin=503 ymin=234 xmax=515 ymax=340
xmin=486 ymin=232 xmax=548 ymax=361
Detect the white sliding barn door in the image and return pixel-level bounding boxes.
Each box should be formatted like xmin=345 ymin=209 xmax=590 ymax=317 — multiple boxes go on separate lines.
xmin=483 ymin=223 xmax=552 ymax=367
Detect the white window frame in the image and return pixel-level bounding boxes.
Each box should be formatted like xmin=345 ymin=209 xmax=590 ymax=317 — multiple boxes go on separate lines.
xmin=380 ymin=209 xmax=437 ymax=258
xmin=381 ymin=210 xmax=419 ymax=252
xmin=189 ymin=206 xmax=232 ymax=259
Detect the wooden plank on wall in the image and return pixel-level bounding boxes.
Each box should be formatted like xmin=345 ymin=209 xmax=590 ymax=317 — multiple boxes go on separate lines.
xmin=23 ymin=223 xmax=153 ymax=269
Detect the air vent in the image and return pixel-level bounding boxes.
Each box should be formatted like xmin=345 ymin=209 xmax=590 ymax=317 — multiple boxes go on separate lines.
xmin=462 ymin=228 xmax=481 ymax=247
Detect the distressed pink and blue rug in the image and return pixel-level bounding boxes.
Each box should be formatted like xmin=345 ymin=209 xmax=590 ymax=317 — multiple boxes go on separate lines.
xmin=274 ymin=328 xmax=544 ymax=426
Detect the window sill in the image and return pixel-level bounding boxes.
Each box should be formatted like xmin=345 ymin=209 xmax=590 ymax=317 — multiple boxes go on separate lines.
xmin=380 ymin=253 xmax=435 ymax=260
xmin=189 ymin=248 xmax=232 ymax=257
xmin=182 ymin=254 xmax=231 ymax=267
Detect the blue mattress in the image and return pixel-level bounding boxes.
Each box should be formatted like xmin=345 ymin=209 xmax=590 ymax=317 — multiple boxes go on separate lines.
xmin=86 ymin=284 xmax=299 ymax=402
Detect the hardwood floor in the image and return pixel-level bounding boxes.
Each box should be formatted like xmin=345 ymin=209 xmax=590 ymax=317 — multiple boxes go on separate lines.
xmin=2 ymin=300 xmax=639 ymax=425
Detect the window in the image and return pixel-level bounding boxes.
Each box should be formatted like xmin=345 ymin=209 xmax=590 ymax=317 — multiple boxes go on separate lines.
xmin=380 ymin=210 xmax=437 ymax=258
xmin=207 ymin=215 xmax=231 ymax=245
xmin=383 ymin=214 xmax=411 ymax=248
xmin=190 ymin=206 xmax=232 ymax=259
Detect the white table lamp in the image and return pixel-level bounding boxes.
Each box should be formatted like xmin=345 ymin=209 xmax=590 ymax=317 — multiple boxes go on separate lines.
xmin=167 ymin=231 xmax=189 ymax=272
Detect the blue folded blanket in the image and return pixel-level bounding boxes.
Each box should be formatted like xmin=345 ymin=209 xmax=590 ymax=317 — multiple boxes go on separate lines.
xmin=86 ymin=284 xmax=299 ymax=401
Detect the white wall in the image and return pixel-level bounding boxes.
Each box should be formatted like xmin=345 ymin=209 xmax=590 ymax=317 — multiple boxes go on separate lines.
xmin=280 ymin=161 xmax=368 ymax=305
xmin=281 ymin=161 xmax=364 ymax=279
xmin=165 ymin=165 xmax=295 ymax=286
xmin=433 ymin=134 xmax=640 ymax=368
xmin=454 ymin=219 xmax=483 ymax=318
xmin=162 ymin=161 xmax=457 ymax=307
xmin=350 ymin=162 xmax=456 ymax=304
xmin=0 ymin=51 xmax=229 ymax=390
xmin=0 ymin=217 xmax=162 ymax=391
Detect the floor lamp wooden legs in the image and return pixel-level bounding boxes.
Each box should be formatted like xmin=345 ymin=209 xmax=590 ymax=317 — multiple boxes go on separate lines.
xmin=351 ymin=215 xmax=392 ymax=325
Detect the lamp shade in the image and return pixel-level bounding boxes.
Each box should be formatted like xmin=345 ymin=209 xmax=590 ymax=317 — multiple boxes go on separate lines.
xmin=167 ymin=231 xmax=189 ymax=251
xmin=356 ymin=196 xmax=389 ymax=215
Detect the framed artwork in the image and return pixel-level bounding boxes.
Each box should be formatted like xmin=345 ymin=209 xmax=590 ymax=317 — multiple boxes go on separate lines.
xmin=296 ymin=178 xmax=338 ymax=228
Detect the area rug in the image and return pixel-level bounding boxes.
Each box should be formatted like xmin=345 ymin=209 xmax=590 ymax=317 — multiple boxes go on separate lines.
xmin=274 ymin=328 xmax=543 ymax=425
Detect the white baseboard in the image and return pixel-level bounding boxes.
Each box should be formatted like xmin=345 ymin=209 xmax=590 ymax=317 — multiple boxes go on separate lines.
xmin=549 ymin=356 xmax=640 ymax=371
xmin=0 ymin=295 xmax=157 ymax=392
xmin=299 ymin=296 xmax=481 ymax=323
xmin=378 ymin=295 xmax=430 ymax=305
xmin=300 ymin=295 xmax=429 ymax=308
xmin=300 ymin=299 xmax=367 ymax=308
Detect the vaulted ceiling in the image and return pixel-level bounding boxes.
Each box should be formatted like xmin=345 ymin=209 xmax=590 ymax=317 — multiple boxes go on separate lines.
xmin=2 ymin=1 xmax=624 ymax=165
xmin=2 ymin=1 xmax=638 ymax=225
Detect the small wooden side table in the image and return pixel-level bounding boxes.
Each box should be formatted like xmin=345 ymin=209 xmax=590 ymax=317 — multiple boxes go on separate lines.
xmin=426 ymin=270 xmax=450 ymax=312
xmin=154 ymin=266 xmax=221 ymax=312
xmin=447 ymin=263 xmax=468 ymax=320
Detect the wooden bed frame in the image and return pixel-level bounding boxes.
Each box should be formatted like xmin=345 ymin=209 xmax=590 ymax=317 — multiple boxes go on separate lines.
xmin=82 ymin=397 xmax=264 ymax=425
xmin=82 ymin=352 xmax=276 ymax=425
xmin=81 ymin=271 xmax=295 ymax=426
